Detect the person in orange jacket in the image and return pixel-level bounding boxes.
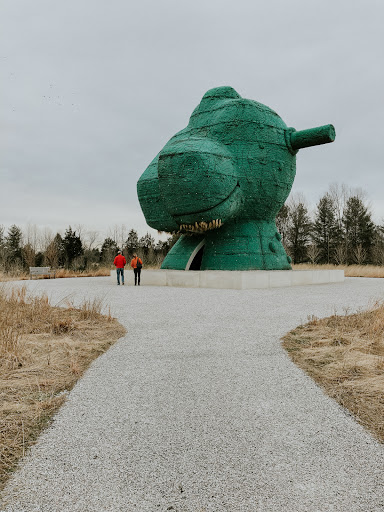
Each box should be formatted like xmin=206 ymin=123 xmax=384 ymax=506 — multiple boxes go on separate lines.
xmin=131 ymin=253 xmax=143 ymax=286
xmin=113 ymin=250 xmax=126 ymax=285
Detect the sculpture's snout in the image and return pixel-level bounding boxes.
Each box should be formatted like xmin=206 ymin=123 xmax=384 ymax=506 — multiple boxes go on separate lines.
xmin=286 ymin=124 xmax=335 ymax=154
xmin=158 ymin=137 xmax=238 ymax=221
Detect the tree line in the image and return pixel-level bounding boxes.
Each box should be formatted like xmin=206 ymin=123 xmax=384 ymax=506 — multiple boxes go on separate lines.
xmin=277 ymin=184 xmax=384 ymax=265
xmin=0 ymin=225 xmax=180 ymax=273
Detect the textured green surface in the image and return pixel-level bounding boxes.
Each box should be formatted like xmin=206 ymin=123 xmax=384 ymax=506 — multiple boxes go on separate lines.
xmin=137 ymin=86 xmax=335 ymax=270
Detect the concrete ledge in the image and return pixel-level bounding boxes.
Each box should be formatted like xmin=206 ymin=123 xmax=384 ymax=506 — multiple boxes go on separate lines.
xmin=111 ymin=269 xmax=344 ymax=290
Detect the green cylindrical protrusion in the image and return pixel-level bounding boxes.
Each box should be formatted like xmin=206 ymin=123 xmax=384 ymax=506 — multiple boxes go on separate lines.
xmin=290 ymin=124 xmax=336 ymax=151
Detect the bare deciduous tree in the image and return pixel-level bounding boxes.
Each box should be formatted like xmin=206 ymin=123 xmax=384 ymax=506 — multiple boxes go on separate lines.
xmin=353 ymin=244 xmax=367 ymax=265
xmin=334 ymin=244 xmax=347 ymax=265
xmin=22 ymin=243 xmax=36 ymax=267
xmin=84 ymin=230 xmax=99 ymax=251
xmin=307 ymin=244 xmax=321 ymax=264
xmin=24 ymin=224 xmax=39 ymax=252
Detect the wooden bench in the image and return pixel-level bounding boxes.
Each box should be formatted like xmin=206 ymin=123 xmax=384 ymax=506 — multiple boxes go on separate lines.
xmin=29 ymin=267 xmax=56 ymax=280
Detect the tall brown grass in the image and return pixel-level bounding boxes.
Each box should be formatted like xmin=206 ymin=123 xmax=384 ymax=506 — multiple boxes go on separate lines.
xmin=293 ymin=263 xmax=384 ymax=278
xmin=283 ymin=303 xmax=384 ymax=442
xmin=0 ymin=286 xmax=126 ymax=489
xmin=0 ymin=267 xmax=112 ymax=282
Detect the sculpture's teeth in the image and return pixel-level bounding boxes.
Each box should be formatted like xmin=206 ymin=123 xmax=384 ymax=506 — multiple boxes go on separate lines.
xmin=180 ymin=219 xmax=223 ymax=232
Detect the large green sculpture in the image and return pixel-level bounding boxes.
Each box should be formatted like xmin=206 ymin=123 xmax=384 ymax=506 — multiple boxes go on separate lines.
xmin=137 ymin=86 xmax=335 ymax=271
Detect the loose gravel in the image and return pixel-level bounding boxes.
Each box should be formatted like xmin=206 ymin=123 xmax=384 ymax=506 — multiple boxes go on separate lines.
xmin=1 ymin=276 xmax=384 ymax=511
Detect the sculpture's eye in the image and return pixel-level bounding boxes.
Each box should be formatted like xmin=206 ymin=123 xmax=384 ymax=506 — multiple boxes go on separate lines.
xmin=183 ymin=155 xmax=201 ymax=177
xmin=157 ymin=137 xmax=237 ymax=217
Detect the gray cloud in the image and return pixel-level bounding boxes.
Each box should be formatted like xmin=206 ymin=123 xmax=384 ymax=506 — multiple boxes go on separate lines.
xmin=1 ymin=0 xmax=383 ymax=241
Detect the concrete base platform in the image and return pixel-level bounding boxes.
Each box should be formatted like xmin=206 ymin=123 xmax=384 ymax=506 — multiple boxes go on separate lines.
xmin=111 ymin=269 xmax=344 ymax=290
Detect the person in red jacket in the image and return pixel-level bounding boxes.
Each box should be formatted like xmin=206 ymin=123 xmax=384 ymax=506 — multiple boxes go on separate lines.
xmin=130 ymin=253 xmax=143 ymax=286
xmin=113 ymin=250 xmax=126 ymax=285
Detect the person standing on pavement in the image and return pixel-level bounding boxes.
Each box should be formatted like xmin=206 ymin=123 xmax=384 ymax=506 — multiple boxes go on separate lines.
xmin=114 ymin=250 xmax=126 ymax=285
xmin=131 ymin=253 xmax=143 ymax=286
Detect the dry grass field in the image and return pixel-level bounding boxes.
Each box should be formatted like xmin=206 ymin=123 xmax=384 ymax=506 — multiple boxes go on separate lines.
xmin=283 ymin=303 xmax=384 ymax=442
xmin=293 ymin=263 xmax=384 ymax=278
xmin=0 ymin=268 xmax=112 ymax=282
xmin=0 ymin=286 xmax=126 ymax=489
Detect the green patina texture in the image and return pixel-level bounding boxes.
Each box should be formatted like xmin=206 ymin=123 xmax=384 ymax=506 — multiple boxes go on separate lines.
xmin=137 ymin=86 xmax=335 ymax=271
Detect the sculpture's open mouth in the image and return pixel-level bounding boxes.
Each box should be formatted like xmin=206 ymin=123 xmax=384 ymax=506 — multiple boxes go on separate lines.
xmin=173 ymin=182 xmax=241 ymax=231
xmin=180 ymin=219 xmax=222 ymax=233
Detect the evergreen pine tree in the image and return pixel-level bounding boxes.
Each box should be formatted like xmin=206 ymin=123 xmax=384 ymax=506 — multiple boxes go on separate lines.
xmin=125 ymin=229 xmax=139 ymax=253
xmin=101 ymin=237 xmax=119 ymax=264
xmin=5 ymin=225 xmax=23 ymax=263
xmin=62 ymin=227 xmax=83 ymax=268
xmin=139 ymin=233 xmax=155 ymax=252
xmin=312 ymin=194 xmax=341 ymax=263
xmin=342 ymin=196 xmax=375 ymax=264
xmin=287 ymin=203 xmax=311 ymax=264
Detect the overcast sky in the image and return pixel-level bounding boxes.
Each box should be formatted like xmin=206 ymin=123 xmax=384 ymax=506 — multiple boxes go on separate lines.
xmin=1 ymin=0 xmax=383 ymax=244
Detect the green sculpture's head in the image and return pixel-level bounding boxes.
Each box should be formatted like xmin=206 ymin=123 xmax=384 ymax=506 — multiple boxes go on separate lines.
xmin=138 ymin=86 xmax=335 ymax=233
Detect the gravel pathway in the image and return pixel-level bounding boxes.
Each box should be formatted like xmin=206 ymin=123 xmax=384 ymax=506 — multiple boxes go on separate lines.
xmin=1 ymin=276 xmax=384 ymax=511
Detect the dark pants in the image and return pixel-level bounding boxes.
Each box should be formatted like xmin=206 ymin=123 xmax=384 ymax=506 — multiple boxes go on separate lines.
xmin=134 ymin=268 xmax=141 ymax=285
